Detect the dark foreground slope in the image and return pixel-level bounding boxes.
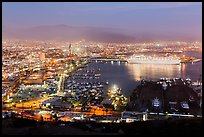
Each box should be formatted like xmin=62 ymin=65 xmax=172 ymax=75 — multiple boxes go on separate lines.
xmin=2 ymin=117 xmax=202 ymax=135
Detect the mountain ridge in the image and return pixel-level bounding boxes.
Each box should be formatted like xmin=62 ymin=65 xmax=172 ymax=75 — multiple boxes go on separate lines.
xmin=2 ymin=25 xmax=201 ymax=43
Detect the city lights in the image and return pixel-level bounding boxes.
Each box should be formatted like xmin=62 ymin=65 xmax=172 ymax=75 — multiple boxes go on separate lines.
xmin=2 ymin=2 xmax=202 ymax=135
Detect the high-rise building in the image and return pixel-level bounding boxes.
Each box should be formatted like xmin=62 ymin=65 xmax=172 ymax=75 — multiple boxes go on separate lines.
xmin=40 ymin=53 xmax=46 ymax=61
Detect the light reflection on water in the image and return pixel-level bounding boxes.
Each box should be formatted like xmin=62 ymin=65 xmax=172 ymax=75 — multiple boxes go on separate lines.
xmin=87 ymin=59 xmax=201 ymax=96
xmin=125 ymin=63 xmax=182 ymax=81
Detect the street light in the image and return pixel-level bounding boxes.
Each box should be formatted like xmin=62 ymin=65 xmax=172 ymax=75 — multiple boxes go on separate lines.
xmin=20 ymin=100 xmax=23 ymax=118
xmin=112 ymin=84 xmax=118 ymax=91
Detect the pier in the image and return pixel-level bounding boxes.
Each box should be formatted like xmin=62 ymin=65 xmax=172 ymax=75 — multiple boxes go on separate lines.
xmin=91 ymin=58 xmax=127 ymax=62
xmin=180 ymin=57 xmax=202 ymax=63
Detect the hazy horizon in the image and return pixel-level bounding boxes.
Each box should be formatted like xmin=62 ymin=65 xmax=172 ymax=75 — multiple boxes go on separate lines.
xmin=2 ymin=2 xmax=202 ymax=43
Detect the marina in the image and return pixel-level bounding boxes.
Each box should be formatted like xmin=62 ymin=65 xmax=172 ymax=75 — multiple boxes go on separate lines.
xmin=63 ymin=67 xmax=110 ymax=109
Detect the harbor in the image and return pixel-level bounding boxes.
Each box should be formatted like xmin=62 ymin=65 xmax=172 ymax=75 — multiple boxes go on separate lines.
xmin=2 ymin=54 xmax=202 ymax=134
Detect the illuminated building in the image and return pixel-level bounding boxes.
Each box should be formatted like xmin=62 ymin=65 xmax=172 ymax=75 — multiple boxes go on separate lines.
xmin=40 ymin=53 xmax=46 ymax=61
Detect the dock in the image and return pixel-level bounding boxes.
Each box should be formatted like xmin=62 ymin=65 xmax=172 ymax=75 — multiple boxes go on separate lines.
xmin=180 ymin=57 xmax=202 ymax=63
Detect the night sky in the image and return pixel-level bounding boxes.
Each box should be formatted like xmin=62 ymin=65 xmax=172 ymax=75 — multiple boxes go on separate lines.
xmin=2 ymin=2 xmax=202 ymax=41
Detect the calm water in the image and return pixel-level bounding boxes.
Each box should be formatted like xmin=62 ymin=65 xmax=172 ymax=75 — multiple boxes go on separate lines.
xmin=86 ymin=51 xmax=202 ymax=97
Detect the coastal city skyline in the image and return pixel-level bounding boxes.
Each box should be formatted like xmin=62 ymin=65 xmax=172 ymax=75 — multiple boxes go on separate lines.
xmin=2 ymin=2 xmax=202 ymax=135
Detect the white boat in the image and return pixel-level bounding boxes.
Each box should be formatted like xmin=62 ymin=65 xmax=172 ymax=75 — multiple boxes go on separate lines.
xmin=97 ymin=84 xmax=103 ymax=88
xmin=127 ymin=55 xmax=181 ymax=65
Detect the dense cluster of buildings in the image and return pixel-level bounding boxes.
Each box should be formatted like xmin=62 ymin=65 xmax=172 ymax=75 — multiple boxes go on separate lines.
xmin=2 ymin=39 xmax=202 ymax=124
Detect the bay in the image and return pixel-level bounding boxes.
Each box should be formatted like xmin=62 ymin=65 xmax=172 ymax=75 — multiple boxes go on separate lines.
xmin=86 ymin=51 xmax=202 ymax=97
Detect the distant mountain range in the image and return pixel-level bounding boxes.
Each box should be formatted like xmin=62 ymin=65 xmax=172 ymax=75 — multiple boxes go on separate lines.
xmin=2 ymin=24 xmax=201 ymax=43
xmin=2 ymin=25 xmax=137 ymax=43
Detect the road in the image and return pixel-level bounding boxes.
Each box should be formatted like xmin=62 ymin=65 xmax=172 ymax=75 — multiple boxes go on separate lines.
xmin=4 ymin=95 xmax=52 ymax=109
